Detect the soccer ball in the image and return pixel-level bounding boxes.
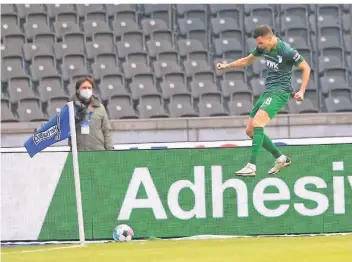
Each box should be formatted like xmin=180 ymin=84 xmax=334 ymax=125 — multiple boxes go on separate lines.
xmin=113 ymin=224 xmax=134 ymax=242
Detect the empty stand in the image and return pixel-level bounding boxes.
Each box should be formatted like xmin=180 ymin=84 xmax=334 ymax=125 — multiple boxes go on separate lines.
xmin=1 ymin=4 xmax=351 ymax=122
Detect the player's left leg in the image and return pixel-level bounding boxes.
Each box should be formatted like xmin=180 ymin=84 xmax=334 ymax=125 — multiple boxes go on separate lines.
xmin=235 ymin=92 xmax=291 ymax=177
xmin=235 ymin=109 xmax=271 ymax=176
xmin=263 ymin=94 xmax=292 ymax=175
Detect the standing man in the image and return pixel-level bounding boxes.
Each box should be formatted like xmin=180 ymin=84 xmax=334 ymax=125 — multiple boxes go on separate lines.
xmin=71 ymin=76 xmax=113 ymax=151
xmin=217 ymin=25 xmax=311 ymax=177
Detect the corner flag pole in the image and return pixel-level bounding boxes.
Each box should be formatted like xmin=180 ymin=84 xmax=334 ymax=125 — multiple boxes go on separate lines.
xmin=68 ymin=101 xmax=85 ymax=246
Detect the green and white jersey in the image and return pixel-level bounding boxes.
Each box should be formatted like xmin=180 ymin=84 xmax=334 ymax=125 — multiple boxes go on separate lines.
xmin=251 ymin=38 xmax=304 ymax=93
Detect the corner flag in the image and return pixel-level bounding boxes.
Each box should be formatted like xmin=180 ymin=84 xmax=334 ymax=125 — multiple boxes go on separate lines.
xmin=24 ymin=103 xmax=71 ymax=158
xmin=23 ymin=101 xmax=86 ymax=245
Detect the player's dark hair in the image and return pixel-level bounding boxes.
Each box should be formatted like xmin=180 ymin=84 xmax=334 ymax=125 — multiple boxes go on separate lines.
xmin=75 ymin=76 xmax=95 ymax=90
xmin=252 ymin=25 xmax=273 ymax=39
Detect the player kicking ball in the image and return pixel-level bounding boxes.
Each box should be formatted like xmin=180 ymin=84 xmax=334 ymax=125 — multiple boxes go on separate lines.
xmin=217 ymin=24 xmax=311 ymax=177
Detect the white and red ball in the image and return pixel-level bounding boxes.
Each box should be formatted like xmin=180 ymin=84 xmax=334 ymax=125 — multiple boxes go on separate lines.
xmin=113 ymin=224 xmax=134 ymax=242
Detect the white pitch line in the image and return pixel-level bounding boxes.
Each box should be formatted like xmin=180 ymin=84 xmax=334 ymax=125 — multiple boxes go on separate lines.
xmin=2 ymin=244 xmax=85 ymax=254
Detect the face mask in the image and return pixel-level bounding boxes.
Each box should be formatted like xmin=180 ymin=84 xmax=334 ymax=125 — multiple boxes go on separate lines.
xmin=80 ymin=89 xmax=92 ymax=100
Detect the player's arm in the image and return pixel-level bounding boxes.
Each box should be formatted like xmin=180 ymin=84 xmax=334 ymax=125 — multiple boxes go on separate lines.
xmin=291 ymin=49 xmax=311 ymax=100
xmin=217 ymin=47 xmax=263 ymax=70
xmin=297 ymin=60 xmax=311 ymax=94
xmin=217 ymin=54 xmax=257 ymax=70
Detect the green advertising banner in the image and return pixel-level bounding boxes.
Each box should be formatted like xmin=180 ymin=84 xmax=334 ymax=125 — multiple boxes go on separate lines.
xmin=38 ymin=144 xmax=352 ymax=241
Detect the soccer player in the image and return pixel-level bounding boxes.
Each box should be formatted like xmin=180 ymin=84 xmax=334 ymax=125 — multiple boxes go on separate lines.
xmin=217 ymin=24 xmax=311 ymax=177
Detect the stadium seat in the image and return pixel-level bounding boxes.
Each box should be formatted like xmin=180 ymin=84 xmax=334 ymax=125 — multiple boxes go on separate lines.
xmin=213 ymin=38 xmax=243 ymax=60
xmin=244 ymin=4 xmax=275 ymax=15
xmin=95 ymin=32 xmax=116 ymax=48
xmin=161 ymin=73 xmax=189 ymax=99
xmin=46 ymin=96 xmax=70 ymax=118
xmin=83 ymin=20 xmax=110 ymax=39
xmin=122 ymin=56 xmax=151 ymax=80
xmin=137 ymin=95 xmax=169 ymax=118
xmin=113 ymin=19 xmax=140 ymax=39
xmin=250 ymin=77 xmax=266 ymax=100
xmin=211 ymin=17 xmax=240 ymax=36
xmin=92 ymin=54 xmax=120 ymax=80
xmin=16 ymin=4 xmax=46 ymax=19
xmin=75 ymin=4 xmax=105 ymax=18
xmin=8 ymin=76 xmax=37 ymax=103
xmin=183 ymin=60 xmax=212 ymax=79
xmin=226 ymin=82 xmax=253 ymax=102
xmin=61 ymin=54 xmax=88 ymax=81
xmin=54 ymin=42 xmax=83 ymax=61
xmin=288 ymin=99 xmax=319 ymax=114
xmin=146 ymin=40 xmax=178 ymax=59
xmin=106 ymin=4 xmax=137 ymax=20
xmin=324 ymin=96 xmax=352 ymax=112
xmin=85 ymin=42 xmax=114 ymax=60
xmin=1 ymin=97 xmax=18 ymax=122
xmin=1 ymin=4 xmax=16 ymax=15
xmin=150 ymin=30 xmax=173 ymax=46
xmin=143 ymin=4 xmax=171 ymax=26
xmin=198 ymin=93 xmax=229 ymax=117
xmin=23 ymin=43 xmax=53 ymax=62
xmin=30 ymin=55 xmax=58 ymax=81
xmin=318 ymin=26 xmax=344 ymax=49
xmin=157 ymin=51 xmax=179 ymax=65
xmin=107 ymin=95 xmax=138 ymax=119
xmin=117 ymin=40 xmax=143 ymax=59
xmin=245 ymin=7 xmax=275 ymax=35
xmin=2 ymin=34 xmax=26 ymax=57
xmin=54 ymin=21 xmax=80 ymax=39
xmin=33 ymin=32 xmax=56 ymax=47
xmin=190 ymin=78 xmax=219 ymax=99
xmin=24 ymin=17 xmax=51 ymax=41
xmin=251 ymin=57 xmax=267 ymax=76
xmin=178 ymin=18 xmax=207 ymax=48
xmin=176 ymin=4 xmax=207 ymax=24
xmin=141 ymin=19 xmax=168 ymax=37
xmin=37 ymin=75 xmax=68 ymax=102
xmin=17 ymin=97 xmax=48 ymax=122
xmin=2 ymin=55 xmax=27 ymax=83
xmin=168 ymin=93 xmax=198 ymax=117
xmin=210 ymin=5 xmax=243 ymax=27
xmin=55 ymin=11 xmax=78 ymax=24
xmin=47 ymin=4 xmax=75 ymax=18
xmin=99 ymin=73 xmax=128 ymax=101
xmin=321 ymin=79 xmax=352 ymax=98
xmin=318 ymin=56 xmax=347 ymax=74
xmin=284 ymin=28 xmax=311 ymax=49
xmin=129 ymin=73 xmax=159 ymax=100
xmin=228 ymin=99 xmax=253 ymax=116
xmin=280 ymin=6 xmax=309 ymax=32
xmin=177 ymin=39 xmax=207 ymax=57
xmin=153 ymin=60 xmax=183 ymax=79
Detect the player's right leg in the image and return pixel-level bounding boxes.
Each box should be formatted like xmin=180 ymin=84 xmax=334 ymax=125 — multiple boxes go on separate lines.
xmin=259 ymin=92 xmax=292 ymax=175
xmin=246 ymin=105 xmax=289 ymax=174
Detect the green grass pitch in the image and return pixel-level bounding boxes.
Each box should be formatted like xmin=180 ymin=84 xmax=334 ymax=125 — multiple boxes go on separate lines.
xmin=2 ymin=235 xmax=352 ymax=262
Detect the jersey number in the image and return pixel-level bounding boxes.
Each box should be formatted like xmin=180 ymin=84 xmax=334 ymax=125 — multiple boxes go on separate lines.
xmin=263 ymin=97 xmax=272 ymax=105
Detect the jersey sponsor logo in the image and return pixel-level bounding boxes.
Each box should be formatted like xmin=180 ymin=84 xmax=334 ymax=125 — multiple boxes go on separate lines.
xmin=266 ymin=60 xmax=279 ymax=70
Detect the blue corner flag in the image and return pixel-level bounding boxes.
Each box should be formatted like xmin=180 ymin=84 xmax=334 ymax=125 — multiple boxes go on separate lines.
xmin=24 ymin=103 xmax=72 ymax=158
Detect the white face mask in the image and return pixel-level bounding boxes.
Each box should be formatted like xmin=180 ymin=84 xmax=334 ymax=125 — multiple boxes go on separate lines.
xmin=80 ymin=89 xmax=92 ymax=100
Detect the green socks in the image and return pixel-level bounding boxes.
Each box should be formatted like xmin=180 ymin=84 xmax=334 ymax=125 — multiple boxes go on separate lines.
xmin=262 ymin=134 xmax=282 ymax=159
xmin=249 ymin=127 xmax=264 ymax=165
xmin=249 ymin=132 xmax=282 ymax=160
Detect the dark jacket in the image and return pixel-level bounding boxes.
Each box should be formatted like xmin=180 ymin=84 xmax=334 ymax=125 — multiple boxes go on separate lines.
xmin=70 ymin=94 xmax=113 ymax=151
